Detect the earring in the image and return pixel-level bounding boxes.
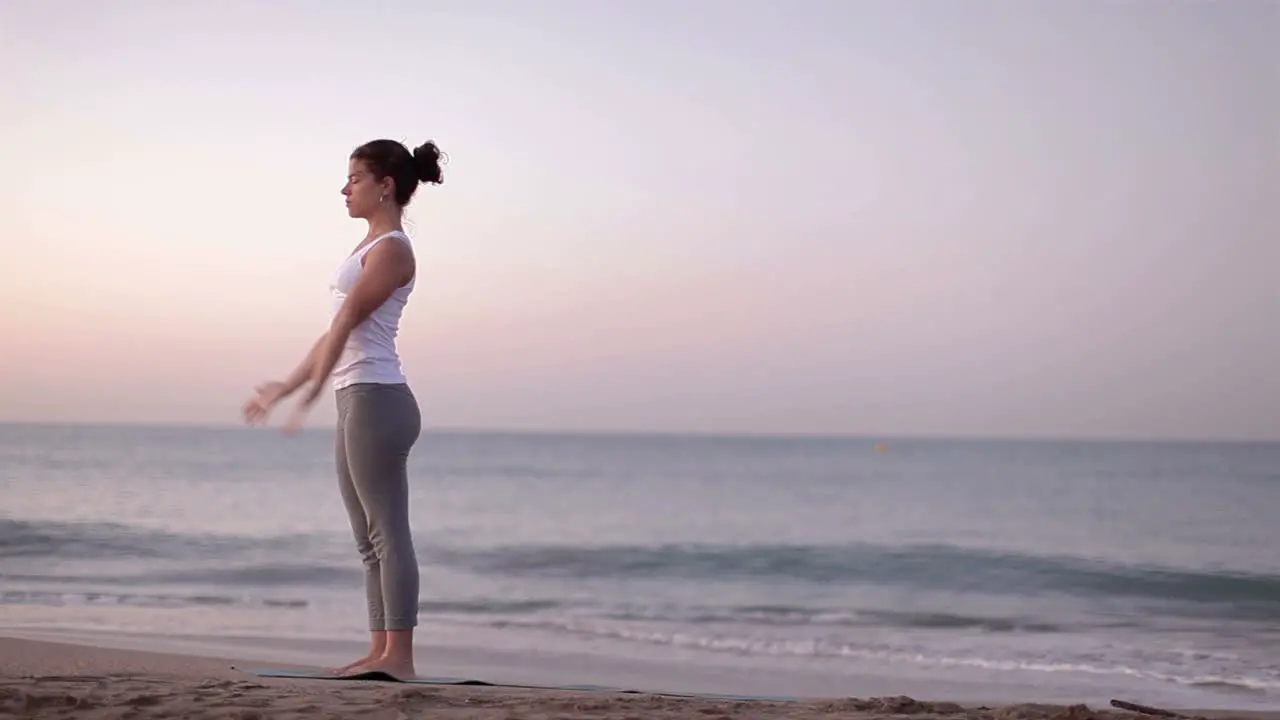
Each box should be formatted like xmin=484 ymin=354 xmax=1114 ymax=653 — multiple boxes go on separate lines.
xmin=379 ymin=193 xmax=386 ymax=203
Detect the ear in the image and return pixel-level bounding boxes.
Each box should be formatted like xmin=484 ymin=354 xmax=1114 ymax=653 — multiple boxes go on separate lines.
xmin=381 ymin=176 xmax=396 ymax=198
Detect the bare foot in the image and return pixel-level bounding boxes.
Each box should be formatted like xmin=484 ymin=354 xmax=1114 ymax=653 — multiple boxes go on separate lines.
xmin=343 ymin=656 xmax=416 ymax=681
xmin=331 ymin=653 xmax=382 ymax=675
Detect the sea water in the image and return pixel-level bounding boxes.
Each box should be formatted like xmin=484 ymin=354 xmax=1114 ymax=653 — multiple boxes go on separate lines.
xmin=1 ymin=423 xmax=1277 ymax=710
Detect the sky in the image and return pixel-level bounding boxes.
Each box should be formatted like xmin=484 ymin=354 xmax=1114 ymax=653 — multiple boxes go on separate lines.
xmin=1 ymin=0 xmax=1276 ymax=441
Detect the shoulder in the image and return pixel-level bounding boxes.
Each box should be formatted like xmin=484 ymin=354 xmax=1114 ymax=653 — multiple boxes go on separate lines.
xmin=367 ymin=233 xmax=414 ymax=262
xmin=361 ymin=234 xmax=415 ymax=288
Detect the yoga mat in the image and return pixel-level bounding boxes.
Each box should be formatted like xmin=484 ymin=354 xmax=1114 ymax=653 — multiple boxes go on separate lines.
xmin=231 ymin=666 xmax=795 ymax=701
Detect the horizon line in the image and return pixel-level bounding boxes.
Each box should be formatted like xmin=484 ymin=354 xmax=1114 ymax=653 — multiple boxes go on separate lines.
xmin=1 ymin=419 xmax=1276 ymax=446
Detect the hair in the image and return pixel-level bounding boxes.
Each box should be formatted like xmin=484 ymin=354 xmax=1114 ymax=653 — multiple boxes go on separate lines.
xmin=350 ymin=138 xmax=445 ymax=206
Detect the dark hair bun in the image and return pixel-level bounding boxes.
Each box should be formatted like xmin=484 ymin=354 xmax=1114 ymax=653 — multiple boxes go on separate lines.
xmin=413 ymin=141 xmax=444 ymax=185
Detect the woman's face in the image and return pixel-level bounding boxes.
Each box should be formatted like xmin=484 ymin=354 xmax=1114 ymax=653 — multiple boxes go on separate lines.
xmin=342 ymin=158 xmax=390 ymax=219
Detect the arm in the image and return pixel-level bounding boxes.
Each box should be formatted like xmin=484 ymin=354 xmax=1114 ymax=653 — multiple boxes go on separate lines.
xmin=296 ymin=238 xmax=415 ymax=406
xmin=280 ymin=331 xmax=329 ymax=397
xmin=242 ymin=330 xmax=330 ymax=427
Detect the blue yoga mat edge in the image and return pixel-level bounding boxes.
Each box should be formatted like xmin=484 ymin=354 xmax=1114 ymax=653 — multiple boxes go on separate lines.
xmin=232 ymin=666 xmax=640 ymax=692
xmin=231 ymin=666 xmax=796 ymax=702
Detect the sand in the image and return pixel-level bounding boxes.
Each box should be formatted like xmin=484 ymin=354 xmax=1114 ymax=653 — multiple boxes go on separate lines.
xmin=0 ymin=636 xmax=1273 ymax=720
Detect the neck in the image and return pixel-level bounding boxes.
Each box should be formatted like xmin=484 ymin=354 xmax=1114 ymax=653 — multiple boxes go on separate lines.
xmin=365 ymin=207 xmax=403 ymax=239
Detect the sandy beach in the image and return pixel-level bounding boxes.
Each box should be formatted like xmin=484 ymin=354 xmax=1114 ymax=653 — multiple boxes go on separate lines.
xmin=1 ymin=636 xmax=1273 ymax=720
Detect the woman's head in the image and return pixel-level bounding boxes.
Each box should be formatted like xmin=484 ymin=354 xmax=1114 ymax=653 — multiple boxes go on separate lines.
xmin=343 ymin=138 xmax=445 ymax=219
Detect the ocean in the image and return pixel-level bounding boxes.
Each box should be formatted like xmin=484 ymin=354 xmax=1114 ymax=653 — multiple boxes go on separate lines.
xmin=1 ymin=422 xmax=1277 ymax=711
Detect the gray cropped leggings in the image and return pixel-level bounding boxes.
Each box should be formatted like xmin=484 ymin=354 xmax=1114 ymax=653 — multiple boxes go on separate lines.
xmin=334 ymin=382 xmax=422 ymax=632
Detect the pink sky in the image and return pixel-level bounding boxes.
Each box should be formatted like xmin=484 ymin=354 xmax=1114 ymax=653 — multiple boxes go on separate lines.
xmin=1 ymin=1 xmax=1276 ymax=440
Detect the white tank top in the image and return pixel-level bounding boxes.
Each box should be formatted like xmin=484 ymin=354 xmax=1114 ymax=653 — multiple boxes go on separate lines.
xmin=328 ymin=230 xmax=415 ymax=390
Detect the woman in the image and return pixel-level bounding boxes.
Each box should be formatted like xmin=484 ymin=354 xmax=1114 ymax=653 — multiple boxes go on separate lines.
xmin=242 ymin=138 xmax=445 ymax=680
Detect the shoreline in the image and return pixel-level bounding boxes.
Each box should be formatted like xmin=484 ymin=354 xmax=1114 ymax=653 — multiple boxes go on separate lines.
xmin=5 ymin=618 xmax=1277 ymax=712
xmin=2 ymin=633 xmax=1274 ymax=720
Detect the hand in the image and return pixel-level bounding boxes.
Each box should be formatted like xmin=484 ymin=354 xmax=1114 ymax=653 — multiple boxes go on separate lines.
xmin=281 ymin=393 xmax=319 ymax=436
xmin=242 ymin=381 xmax=287 ymax=426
